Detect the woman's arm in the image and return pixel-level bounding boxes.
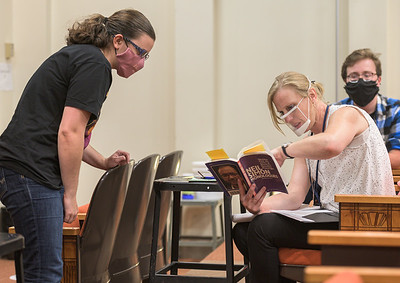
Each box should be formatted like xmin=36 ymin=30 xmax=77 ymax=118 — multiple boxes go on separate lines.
xmin=283 ymin=107 xmax=368 ymax=160
xmin=82 ymin=145 xmax=130 ymax=170
xmin=58 ymin=106 xmax=90 ymax=223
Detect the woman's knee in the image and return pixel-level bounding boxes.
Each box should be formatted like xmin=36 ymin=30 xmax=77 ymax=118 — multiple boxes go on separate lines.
xmin=232 ymin=222 xmax=249 ymax=258
xmin=248 ymin=213 xmax=286 ymax=243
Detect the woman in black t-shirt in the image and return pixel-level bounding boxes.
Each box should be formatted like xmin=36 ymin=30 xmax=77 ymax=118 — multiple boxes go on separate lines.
xmin=0 ymin=9 xmax=155 ymax=282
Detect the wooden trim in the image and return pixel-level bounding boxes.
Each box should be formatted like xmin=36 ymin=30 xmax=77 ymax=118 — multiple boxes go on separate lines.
xmin=335 ymin=194 xmax=400 ymax=204
xmin=61 ymin=233 xmax=79 ymax=283
xmin=77 ymin=213 xmax=86 ymax=221
xmin=63 ymin=227 xmax=80 ymax=236
xmin=308 ymin=230 xmax=400 ymax=247
xmin=304 ymin=266 xmax=400 ymax=283
xmin=9 ymin=226 xmax=80 ymax=236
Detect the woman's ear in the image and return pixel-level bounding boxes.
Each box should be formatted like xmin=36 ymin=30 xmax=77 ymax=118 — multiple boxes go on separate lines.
xmin=308 ymin=88 xmax=318 ymax=102
xmin=112 ymin=34 xmax=125 ymax=51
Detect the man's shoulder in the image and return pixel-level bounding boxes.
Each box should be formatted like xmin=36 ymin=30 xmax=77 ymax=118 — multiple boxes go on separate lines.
xmin=381 ymin=94 xmax=400 ymax=106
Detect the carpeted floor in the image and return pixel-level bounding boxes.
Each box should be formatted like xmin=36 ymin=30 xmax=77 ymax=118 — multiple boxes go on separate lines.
xmin=0 ymin=258 xmax=16 ymax=282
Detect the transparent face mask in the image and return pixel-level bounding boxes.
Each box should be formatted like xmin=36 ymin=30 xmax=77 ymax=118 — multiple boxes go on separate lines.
xmin=278 ymin=79 xmax=312 ymax=136
xmin=280 ymin=97 xmax=305 ymax=120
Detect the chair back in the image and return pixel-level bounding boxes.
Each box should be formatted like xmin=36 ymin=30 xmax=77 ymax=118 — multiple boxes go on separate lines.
xmin=79 ymin=161 xmax=133 ymax=283
xmin=109 ymin=154 xmax=160 ymax=283
xmin=138 ymin=150 xmax=183 ymax=279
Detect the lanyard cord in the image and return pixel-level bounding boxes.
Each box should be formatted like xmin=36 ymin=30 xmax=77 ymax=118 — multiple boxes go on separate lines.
xmin=310 ymin=104 xmax=330 ymax=205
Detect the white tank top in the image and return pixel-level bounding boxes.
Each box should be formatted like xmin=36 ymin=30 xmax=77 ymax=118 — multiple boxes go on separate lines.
xmin=307 ymin=105 xmax=395 ymax=212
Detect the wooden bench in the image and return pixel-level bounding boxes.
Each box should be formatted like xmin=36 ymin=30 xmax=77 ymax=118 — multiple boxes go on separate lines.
xmin=302 ymin=193 xmax=400 ymax=282
xmin=9 ymin=226 xmax=80 ymax=283
xmin=304 ymin=266 xmax=400 ymax=283
xmin=306 ymin=230 xmax=400 ymax=283
xmin=308 ymin=230 xmax=400 ymax=267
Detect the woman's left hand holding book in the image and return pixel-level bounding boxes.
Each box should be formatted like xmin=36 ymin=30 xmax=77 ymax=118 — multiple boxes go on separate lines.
xmin=238 ymin=179 xmax=267 ymax=214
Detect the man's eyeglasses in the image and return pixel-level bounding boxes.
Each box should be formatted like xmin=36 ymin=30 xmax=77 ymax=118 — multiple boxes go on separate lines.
xmin=347 ymin=71 xmax=376 ymax=83
xmin=124 ymin=37 xmax=149 ymax=60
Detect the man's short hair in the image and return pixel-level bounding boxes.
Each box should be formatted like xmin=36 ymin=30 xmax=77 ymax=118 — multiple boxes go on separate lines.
xmin=341 ymin=48 xmax=382 ymax=81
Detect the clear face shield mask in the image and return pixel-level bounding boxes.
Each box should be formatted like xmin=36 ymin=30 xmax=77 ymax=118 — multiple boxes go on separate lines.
xmin=279 ymin=96 xmax=311 ymax=137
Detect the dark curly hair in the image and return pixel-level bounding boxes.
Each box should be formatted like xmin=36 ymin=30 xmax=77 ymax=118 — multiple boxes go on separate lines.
xmin=66 ymin=9 xmax=155 ymax=47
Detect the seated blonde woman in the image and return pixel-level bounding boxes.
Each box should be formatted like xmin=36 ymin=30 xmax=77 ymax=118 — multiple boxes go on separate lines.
xmin=233 ymin=71 xmax=395 ymax=283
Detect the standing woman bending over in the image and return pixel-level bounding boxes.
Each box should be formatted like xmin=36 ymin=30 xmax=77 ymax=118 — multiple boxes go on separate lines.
xmin=0 ymin=9 xmax=155 ymax=282
xmin=233 ymin=71 xmax=395 ymax=283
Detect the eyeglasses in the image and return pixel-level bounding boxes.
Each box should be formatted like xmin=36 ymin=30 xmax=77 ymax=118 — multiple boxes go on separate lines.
xmin=124 ymin=37 xmax=149 ymax=60
xmin=347 ymin=71 xmax=376 ymax=83
xmin=279 ymin=97 xmax=305 ymax=120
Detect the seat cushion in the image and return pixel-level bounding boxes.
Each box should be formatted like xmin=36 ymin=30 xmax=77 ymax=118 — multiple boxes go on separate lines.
xmin=279 ymin=248 xmax=321 ymax=265
xmin=63 ymin=218 xmax=80 ymax=227
xmin=79 ymin=203 xmax=89 ymax=213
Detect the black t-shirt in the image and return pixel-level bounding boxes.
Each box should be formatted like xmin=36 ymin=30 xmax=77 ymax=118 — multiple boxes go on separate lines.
xmin=0 ymin=44 xmax=112 ymax=189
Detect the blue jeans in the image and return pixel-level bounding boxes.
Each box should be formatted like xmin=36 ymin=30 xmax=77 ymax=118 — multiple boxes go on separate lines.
xmin=0 ymin=167 xmax=64 ymax=283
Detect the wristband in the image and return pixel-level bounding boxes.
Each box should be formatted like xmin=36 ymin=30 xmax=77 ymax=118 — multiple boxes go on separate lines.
xmin=281 ymin=143 xmax=294 ymax=159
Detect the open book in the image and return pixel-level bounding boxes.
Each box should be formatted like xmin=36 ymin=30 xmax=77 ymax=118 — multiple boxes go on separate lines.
xmin=205 ymin=140 xmax=288 ymax=197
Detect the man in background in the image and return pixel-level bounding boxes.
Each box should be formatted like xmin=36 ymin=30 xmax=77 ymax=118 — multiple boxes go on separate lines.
xmin=337 ymin=48 xmax=400 ymax=168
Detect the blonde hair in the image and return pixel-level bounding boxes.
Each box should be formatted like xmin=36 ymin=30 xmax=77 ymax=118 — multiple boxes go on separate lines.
xmin=267 ymin=71 xmax=324 ymax=132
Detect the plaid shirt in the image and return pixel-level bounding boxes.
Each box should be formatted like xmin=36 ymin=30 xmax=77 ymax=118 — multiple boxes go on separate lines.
xmin=336 ymin=94 xmax=400 ymax=152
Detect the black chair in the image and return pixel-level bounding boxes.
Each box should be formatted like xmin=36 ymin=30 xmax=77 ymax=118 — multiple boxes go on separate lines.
xmin=109 ymin=154 xmax=161 ymax=283
xmin=138 ymin=150 xmax=183 ymax=281
xmin=76 ymin=161 xmax=132 ymax=283
xmin=0 ymin=232 xmax=24 ymax=283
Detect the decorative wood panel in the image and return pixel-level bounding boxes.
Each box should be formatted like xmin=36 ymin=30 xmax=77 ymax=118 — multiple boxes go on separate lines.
xmin=338 ymin=198 xmax=400 ymax=232
xmin=61 ymin=228 xmax=79 ymax=283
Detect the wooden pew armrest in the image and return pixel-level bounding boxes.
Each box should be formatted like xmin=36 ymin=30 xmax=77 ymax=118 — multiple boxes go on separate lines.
xmin=63 ymin=227 xmax=80 ymax=236
xmin=308 ymin=230 xmax=400 ymax=247
xmin=9 ymin=226 xmax=80 ymax=236
xmin=335 ymin=194 xmax=400 ymax=204
xmin=304 ymin=266 xmax=400 ymax=283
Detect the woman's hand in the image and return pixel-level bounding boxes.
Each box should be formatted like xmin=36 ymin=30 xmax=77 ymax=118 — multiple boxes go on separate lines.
xmin=63 ymin=193 xmax=78 ymax=224
xmin=105 ymin=150 xmax=130 ymax=169
xmin=272 ymin=146 xmax=286 ymax=167
xmin=238 ymin=179 xmax=267 ymax=214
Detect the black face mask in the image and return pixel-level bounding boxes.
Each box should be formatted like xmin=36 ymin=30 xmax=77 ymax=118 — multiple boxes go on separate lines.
xmin=344 ymin=79 xmax=379 ymax=107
